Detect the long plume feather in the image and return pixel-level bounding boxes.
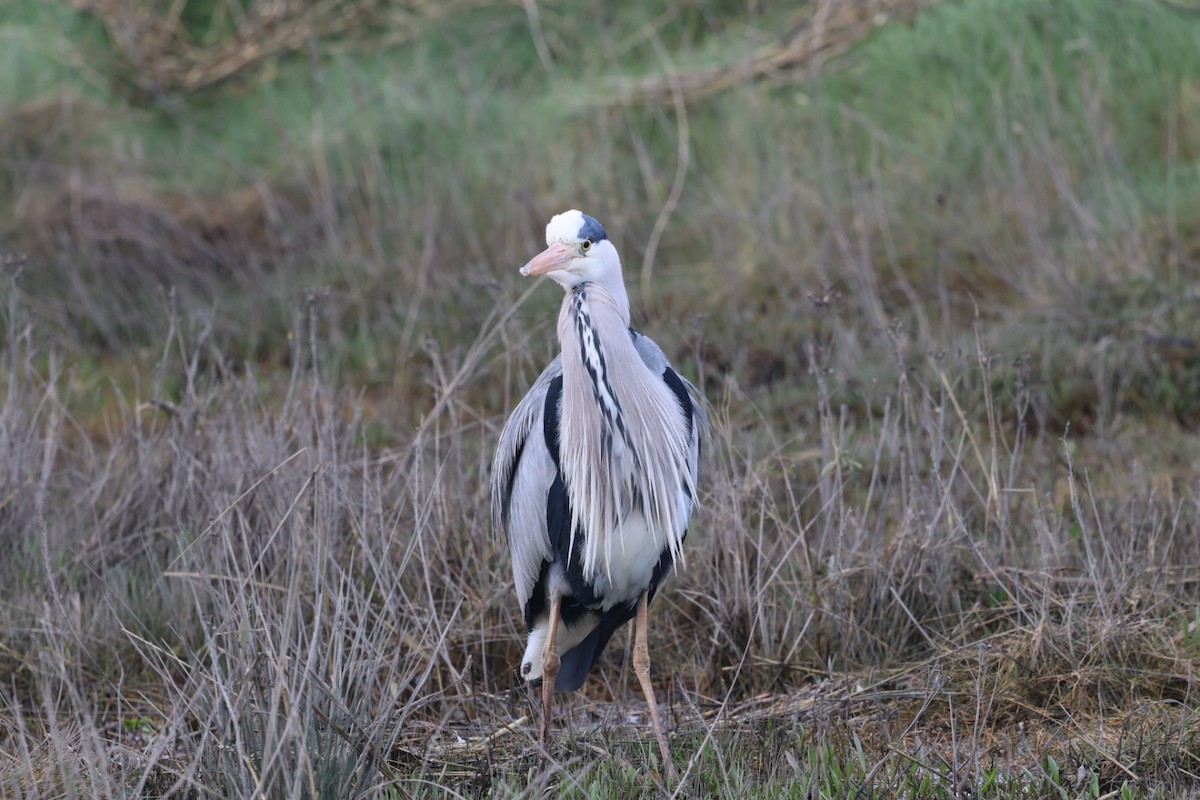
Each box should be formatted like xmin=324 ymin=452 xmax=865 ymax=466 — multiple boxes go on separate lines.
xmin=557 ymin=284 xmax=693 ymax=581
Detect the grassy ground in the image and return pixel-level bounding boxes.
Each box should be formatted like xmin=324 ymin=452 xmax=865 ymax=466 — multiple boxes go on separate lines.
xmin=3 ymin=0 xmax=1200 ymax=796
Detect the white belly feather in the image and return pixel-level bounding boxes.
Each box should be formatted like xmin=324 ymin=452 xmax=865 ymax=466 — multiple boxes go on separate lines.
xmin=588 ymin=510 xmax=662 ymax=607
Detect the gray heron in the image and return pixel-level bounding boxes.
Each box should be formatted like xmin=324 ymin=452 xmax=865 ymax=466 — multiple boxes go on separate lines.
xmin=492 ymin=210 xmax=704 ymax=776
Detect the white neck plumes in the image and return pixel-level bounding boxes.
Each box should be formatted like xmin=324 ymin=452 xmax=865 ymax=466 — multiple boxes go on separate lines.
xmin=555 ymin=281 xmax=692 ymax=582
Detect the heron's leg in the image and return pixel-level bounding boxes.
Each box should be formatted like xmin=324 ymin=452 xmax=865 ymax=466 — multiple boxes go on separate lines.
xmin=633 ymin=591 xmax=676 ymax=781
xmin=540 ymin=592 xmax=562 ymax=745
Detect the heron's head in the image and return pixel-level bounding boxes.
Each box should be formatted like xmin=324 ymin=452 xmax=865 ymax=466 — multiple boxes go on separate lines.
xmin=521 ymin=210 xmax=622 ymax=293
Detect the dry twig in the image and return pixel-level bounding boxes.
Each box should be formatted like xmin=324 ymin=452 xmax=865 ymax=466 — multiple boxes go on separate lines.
xmin=604 ymin=0 xmax=939 ymax=107
xmin=68 ymin=0 xmax=497 ymax=92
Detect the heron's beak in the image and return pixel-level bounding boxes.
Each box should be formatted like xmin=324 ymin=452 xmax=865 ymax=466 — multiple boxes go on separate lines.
xmin=520 ymin=243 xmax=576 ymax=276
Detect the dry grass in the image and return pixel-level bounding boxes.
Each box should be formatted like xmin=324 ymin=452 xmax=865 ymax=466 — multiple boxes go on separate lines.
xmin=2 ymin=262 xmax=1198 ymax=795
xmin=2 ymin=0 xmax=1200 ymax=796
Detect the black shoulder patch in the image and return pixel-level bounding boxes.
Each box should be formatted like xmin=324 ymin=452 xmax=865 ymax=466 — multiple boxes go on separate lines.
xmin=662 ymin=366 xmax=694 ymax=437
xmin=543 ymin=375 xmax=563 ymax=469
xmin=578 ymin=214 xmax=607 ymax=243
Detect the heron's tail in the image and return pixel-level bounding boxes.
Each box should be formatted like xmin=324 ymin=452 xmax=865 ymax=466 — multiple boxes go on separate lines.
xmin=554 ymin=600 xmax=638 ymax=691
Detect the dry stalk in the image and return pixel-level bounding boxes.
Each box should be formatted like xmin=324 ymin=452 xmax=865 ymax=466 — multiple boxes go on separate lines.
xmin=67 ymin=0 xmax=498 ymax=92
xmin=604 ymin=0 xmax=941 ymax=107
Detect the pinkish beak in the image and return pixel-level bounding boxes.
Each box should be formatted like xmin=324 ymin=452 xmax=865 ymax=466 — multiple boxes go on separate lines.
xmin=520 ymin=243 xmax=576 ymax=276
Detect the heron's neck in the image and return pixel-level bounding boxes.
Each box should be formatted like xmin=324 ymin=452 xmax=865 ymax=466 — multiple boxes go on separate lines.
xmin=557 ymin=284 xmax=635 ymax=391
xmin=556 ymin=281 xmax=638 ymax=434
xmin=566 ymin=281 xmax=630 ymax=329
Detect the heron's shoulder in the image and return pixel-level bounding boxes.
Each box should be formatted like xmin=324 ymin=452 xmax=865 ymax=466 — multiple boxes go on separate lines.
xmin=507 ymin=355 xmax=562 ymax=410
xmin=497 ymin=355 xmax=562 ymax=446
xmin=628 ymin=328 xmax=670 ymax=372
xmin=532 ymin=354 xmax=564 ymax=384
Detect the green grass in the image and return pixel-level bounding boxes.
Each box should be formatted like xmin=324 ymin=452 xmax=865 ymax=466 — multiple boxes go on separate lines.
xmin=3 ymin=0 xmax=1200 ymax=796
xmin=403 ymin=721 xmax=1200 ymax=798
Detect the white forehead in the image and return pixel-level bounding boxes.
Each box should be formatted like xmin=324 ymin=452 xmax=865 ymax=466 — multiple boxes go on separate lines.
xmin=545 ymin=209 xmax=586 ymax=244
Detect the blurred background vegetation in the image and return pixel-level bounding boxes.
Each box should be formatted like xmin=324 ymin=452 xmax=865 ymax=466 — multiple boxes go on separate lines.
xmin=3 ymin=0 xmax=1200 ymax=795
xmin=4 ymin=0 xmax=1199 ymax=435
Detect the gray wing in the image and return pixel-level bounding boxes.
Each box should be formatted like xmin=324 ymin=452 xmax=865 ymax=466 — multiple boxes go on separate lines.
xmin=631 ymin=330 xmax=707 ymax=496
xmin=491 ymin=356 xmax=561 ymax=610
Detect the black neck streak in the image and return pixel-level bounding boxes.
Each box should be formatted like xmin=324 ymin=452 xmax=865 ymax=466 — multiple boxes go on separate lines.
xmin=569 ymin=286 xmax=636 ymax=466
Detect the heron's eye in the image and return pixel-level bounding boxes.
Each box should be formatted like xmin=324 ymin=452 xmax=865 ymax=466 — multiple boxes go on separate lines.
xmin=581 ymin=239 xmax=592 ymax=253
